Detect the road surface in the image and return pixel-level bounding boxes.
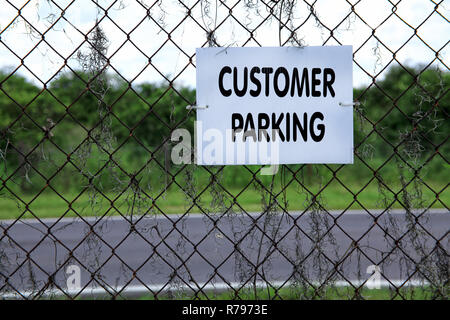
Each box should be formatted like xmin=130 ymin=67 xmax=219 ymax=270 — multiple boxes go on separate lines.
xmin=0 ymin=209 xmax=448 ymax=298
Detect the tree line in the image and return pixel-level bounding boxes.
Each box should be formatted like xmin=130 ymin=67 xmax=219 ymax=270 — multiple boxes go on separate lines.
xmin=0 ymin=64 xmax=448 ymax=192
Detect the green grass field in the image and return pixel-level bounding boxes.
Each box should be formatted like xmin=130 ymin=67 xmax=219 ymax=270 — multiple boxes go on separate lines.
xmin=136 ymin=285 xmax=443 ymax=300
xmin=0 ymin=181 xmax=447 ymax=220
xmin=40 ymin=285 xmax=442 ymax=300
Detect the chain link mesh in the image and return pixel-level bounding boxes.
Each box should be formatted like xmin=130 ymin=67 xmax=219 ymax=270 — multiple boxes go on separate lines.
xmin=0 ymin=0 xmax=448 ymax=300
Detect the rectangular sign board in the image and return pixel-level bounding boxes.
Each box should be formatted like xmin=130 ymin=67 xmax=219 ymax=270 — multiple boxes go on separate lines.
xmin=195 ymin=46 xmax=353 ymax=165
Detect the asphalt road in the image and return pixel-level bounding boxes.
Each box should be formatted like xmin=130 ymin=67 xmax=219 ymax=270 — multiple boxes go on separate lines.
xmin=0 ymin=209 xmax=448 ymax=297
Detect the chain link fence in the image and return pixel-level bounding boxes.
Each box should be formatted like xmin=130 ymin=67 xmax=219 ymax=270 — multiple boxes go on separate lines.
xmin=0 ymin=0 xmax=448 ymax=299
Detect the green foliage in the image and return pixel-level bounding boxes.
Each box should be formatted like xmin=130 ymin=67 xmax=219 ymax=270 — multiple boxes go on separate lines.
xmin=354 ymin=65 xmax=449 ymax=160
xmin=0 ymin=65 xmax=448 ymax=196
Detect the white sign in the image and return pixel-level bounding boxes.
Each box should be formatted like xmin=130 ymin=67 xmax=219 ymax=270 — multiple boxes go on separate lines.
xmin=195 ymin=46 xmax=353 ymax=165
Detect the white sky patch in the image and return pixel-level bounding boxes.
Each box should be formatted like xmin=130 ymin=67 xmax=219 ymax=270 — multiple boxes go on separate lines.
xmin=0 ymin=0 xmax=448 ymax=89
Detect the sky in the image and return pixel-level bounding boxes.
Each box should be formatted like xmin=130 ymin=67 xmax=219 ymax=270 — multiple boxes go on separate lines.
xmin=0 ymin=0 xmax=448 ymax=89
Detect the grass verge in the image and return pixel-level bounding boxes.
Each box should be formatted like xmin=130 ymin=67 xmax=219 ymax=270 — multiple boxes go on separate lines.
xmin=136 ymin=285 xmax=443 ymax=300
xmin=0 ymin=181 xmax=447 ymax=220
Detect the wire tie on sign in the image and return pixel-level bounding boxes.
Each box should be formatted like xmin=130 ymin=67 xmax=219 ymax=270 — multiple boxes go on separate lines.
xmin=339 ymin=101 xmax=361 ymax=107
xmin=186 ymin=105 xmax=209 ymax=110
